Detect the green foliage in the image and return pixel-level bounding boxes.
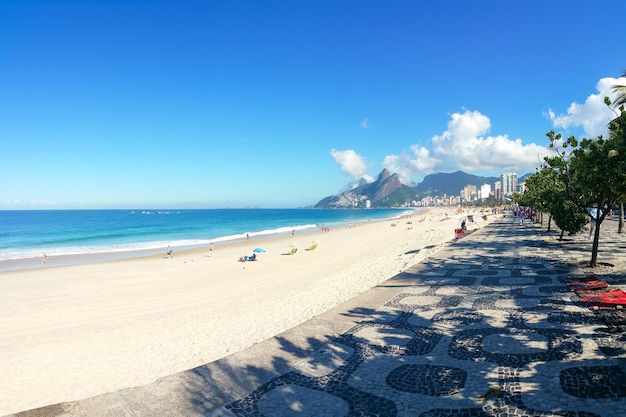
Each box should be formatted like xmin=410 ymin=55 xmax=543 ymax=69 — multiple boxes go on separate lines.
xmin=611 ymin=71 xmax=626 ymax=108
xmin=521 ymin=163 xmax=587 ymax=238
xmin=550 ymin=198 xmax=588 ymax=237
xmin=529 ymin=100 xmax=626 ymax=266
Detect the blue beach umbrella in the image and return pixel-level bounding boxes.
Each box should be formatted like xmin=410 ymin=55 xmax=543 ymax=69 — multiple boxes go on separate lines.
xmin=253 ymin=248 xmax=265 ymax=253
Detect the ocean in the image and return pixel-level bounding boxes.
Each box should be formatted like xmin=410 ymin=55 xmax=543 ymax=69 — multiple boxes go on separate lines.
xmin=0 ymin=208 xmax=419 ymax=270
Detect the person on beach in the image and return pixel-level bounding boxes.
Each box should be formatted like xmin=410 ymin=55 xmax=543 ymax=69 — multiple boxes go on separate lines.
xmin=209 ymin=243 xmax=214 ymax=253
xmin=42 ymin=252 xmax=47 ymax=264
xmin=167 ymin=246 xmax=172 ymax=258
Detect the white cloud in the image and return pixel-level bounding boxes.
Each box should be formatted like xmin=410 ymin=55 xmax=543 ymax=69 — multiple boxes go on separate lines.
xmin=408 ymin=145 xmax=442 ymax=173
xmin=332 ymin=77 xmax=624 ymax=186
xmin=432 ymin=110 xmax=550 ymax=172
xmin=382 ymin=146 xmax=441 ymax=184
xmin=381 ymin=154 xmax=413 ymax=185
xmin=330 ymin=149 xmax=373 ymax=181
xmin=382 ymin=110 xmax=551 ymax=181
xmin=360 ymin=118 xmax=371 ymax=128
xmin=546 ymin=77 xmax=626 ymax=138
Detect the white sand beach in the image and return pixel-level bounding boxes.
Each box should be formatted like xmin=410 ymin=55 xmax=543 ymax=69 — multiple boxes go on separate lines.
xmin=0 ymin=208 xmax=492 ymax=415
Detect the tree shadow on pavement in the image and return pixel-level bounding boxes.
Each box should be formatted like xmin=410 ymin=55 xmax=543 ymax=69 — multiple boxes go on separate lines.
xmin=176 ymin=219 xmax=626 ymax=417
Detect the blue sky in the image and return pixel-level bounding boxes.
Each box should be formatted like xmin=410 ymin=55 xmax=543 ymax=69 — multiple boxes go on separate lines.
xmin=1 ymin=0 xmax=625 ymax=209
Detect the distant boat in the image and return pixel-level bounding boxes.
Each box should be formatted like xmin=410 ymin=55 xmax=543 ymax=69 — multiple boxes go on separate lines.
xmin=130 ymin=211 xmax=135 ymax=215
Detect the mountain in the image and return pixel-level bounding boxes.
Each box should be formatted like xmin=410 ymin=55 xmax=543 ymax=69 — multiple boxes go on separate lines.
xmin=314 ymin=169 xmax=533 ymax=208
xmin=415 ymin=171 xmax=500 ymax=196
xmin=314 ymin=169 xmax=419 ymax=208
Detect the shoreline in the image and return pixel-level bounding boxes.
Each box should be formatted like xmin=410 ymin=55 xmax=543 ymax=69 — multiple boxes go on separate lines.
xmin=0 ymin=207 xmax=489 ymax=415
xmin=0 ymin=208 xmax=422 ymax=273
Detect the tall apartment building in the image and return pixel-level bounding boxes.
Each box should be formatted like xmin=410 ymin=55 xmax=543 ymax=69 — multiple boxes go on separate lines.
xmin=500 ymin=172 xmax=518 ymax=200
xmin=480 ymin=183 xmax=491 ymax=200
xmin=462 ymin=184 xmax=477 ymax=202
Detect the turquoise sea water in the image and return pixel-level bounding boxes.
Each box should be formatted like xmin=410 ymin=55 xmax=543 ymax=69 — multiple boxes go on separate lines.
xmin=0 ymin=208 xmax=418 ymax=269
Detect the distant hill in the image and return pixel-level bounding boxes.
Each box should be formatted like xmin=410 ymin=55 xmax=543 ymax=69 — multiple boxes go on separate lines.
xmin=415 ymin=171 xmax=501 ymax=196
xmin=314 ymin=169 xmax=419 ymax=208
xmin=315 ymin=169 xmax=532 ymax=208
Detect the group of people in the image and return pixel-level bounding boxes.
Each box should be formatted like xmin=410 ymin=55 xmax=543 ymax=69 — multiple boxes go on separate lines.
xmin=512 ymin=204 xmax=611 ymax=239
xmin=512 ymin=206 xmax=539 ymax=226
xmin=239 ymin=253 xmax=257 ymax=262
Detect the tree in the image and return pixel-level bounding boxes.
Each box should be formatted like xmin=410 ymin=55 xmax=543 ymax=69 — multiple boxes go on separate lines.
xmin=611 ymin=70 xmax=626 ymax=108
xmin=521 ymin=156 xmax=587 ymax=239
xmin=542 ymin=128 xmax=626 ymax=267
xmin=606 ymin=86 xmax=626 ymax=233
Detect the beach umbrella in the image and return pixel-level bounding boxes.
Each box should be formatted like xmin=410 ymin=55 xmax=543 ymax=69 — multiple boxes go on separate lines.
xmin=253 ymin=248 xmax=265 ymax=253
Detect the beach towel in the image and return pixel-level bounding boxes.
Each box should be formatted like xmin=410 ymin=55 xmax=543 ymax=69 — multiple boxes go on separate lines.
xmin=578 ymin=289 xmax=626 ymax=307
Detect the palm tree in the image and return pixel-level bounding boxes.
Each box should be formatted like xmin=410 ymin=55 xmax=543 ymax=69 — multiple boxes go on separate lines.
xmin=612 ymin=70 xmax=626 ymax=107
xmin=611 ymin=70 xmax=626 ymax=233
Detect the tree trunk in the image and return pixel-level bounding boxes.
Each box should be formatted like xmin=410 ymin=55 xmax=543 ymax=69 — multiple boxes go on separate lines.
xmin=619 ymin=202 xmax=624 ymax=234
xmin=590 ymin=222 xmax=601 ymax=267
xmin=548 ymin=214 xmax=552 ymax=232
xmin=559 ymin=229 xmax=564 ymax=241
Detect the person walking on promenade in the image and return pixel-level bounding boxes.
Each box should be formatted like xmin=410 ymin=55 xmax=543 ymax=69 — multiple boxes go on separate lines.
xmin=588 ymin=207 xmax=602 ymax=239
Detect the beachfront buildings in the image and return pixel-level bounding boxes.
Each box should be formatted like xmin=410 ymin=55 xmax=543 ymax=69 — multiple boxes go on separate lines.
xmin=480 ymin=183 xmax=492 ymax=200
xmin=459 ymin=173 xmax=519 ymax=204
xmin=500 ymin=172 xmax=518 ymax=201
xmin=414 ymin=171 xmax=525 ymax=207
xmin=462 ymin=185 xmax=477 ymax=202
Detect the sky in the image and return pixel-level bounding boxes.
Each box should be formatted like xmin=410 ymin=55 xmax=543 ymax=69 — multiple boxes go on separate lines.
xmin=1 ymin=0 xmax=626 ymax=209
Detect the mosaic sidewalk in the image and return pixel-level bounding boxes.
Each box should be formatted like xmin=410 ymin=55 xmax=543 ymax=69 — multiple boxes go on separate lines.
xmin=207 ymin=216 xmax=626 ymax=417
xmin=11 ymin=216 xmax=626 ymax=417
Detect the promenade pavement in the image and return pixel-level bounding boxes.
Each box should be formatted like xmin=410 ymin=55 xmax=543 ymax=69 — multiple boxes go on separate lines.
xmin=10 ymin=215 xmax=626 ymax=417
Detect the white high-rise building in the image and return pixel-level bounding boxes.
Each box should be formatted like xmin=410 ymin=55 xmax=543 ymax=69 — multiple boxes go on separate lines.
xmin=501 ymin=172 xmax=518 ymax=200
xmin=480 ymin=183 xmax=491 ymax=200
